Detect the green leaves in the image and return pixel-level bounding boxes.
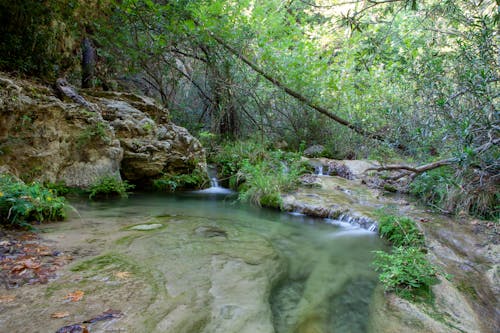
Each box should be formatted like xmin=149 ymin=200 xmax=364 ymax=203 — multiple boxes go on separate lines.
xmin=88 ymin=176 xmax=134 ymax=200
xmin=378 ymin=214 xmax=425 ymax=248
xmin=373 ymin=246 xmax=438 ymax=301
xmin=374 ymin=213 xmax=439 ymax=301
xmin=0 ymin=175 xmax=67 ymax=227
xmin=211 ymin=140 xmax=306 ymax=208
xmin=152 ymin=169 xmax=208 ymax=192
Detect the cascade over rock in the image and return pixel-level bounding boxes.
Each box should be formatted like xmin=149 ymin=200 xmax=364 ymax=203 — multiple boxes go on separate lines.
xmin=0 ymin=74 xmax=206 ymax=187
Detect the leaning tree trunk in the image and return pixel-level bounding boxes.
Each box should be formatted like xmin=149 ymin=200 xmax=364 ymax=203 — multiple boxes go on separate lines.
xmin=207 ymin=31 xmax=384 ymax=141
xmin=81 ymin=37 xmax=96 ymax=88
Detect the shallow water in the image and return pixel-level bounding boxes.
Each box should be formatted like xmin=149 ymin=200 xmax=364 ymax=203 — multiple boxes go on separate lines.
xmin=0 ymin=191 xmax=384 ymax=333
xmin=69 ymin=191 xmax=384 ymax=333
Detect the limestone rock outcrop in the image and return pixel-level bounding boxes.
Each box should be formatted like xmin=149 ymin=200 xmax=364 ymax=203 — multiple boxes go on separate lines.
xmin=0 ymin=74 xmax=206 ymax=187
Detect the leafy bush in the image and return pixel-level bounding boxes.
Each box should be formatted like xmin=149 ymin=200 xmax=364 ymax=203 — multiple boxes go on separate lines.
xmin=211 ymin=141 xmax=307 ymax=208
xmin=410 ymin=167 xmax=458 ymax=210
xmin=373 ymin=247 xmax=438 ymax=301
xmin=153 ymin=169 xmax=208 ymax=192
xmin=88 ymin=176 xmax=134 ymax=199
xmin=44 ymin=181 xmax=72 ymax=196
xmin=238 ymin=154 xmax=306 ymax=208
xmin=77 ymin=122 xmax=110 ymax=148
xmin=210 ymin=140 xmax=269 ymax=188
xmin=378 ymin=214 xmax=425 ymax=248
xmin=375 ymin=213 xmax=439 ymax=301
xmin=0 ymin=175 xmax=66 ymax=227
xmin=410 ymin=167 xmax=499 ymax=220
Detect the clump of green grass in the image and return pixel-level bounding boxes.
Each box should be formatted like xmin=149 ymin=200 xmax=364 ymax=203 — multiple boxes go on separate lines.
xmin=410 ymin=167 xmax=499 ymax=220
xmin=211 ymin=141 xmax=307 ymax=208
xmin=378 ymin=214 xmax=425 ymax=248
xmin=88 ymin=175 xmax=134 ymax=199
xmin=0 ymin=174 xmax=66 ymax=228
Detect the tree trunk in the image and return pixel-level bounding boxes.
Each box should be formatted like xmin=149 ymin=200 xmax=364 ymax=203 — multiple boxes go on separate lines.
xmin=81 ymin=37 xmax=96 ymax=88
xmin=208 ymin=32 xmax=384 ymax=141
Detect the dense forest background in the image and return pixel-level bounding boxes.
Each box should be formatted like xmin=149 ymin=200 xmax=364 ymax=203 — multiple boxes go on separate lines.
xmin=0 ymin=0 xmax=498 ymax=219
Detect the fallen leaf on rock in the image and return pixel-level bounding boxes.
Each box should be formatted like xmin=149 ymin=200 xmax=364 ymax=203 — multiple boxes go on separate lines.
xmin=64 ymin=290 xmax=84 ymax=302
xmin=55 ymin=324 xmax=88 ymax=333
xmin=51 ymin=311 xmax=70 ymax=318
xmin=0 ymin=295 xmax=16 ymax=303
xmin=114 ymin=271 xmax=131 ymax=279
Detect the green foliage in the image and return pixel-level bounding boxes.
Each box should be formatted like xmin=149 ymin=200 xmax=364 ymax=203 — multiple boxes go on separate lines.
xmin=0 ymin=0 xmax=77 ymax=79
xmin=0 ymin=175 xmax=66 ymax=228
xmin=373 ymin=246 xmax=438 ymax=301
xmin=410 ymin=167 xmax=458 ymax=209
xmin=210 ymin=140 xmax=269 ymax=187
xmin=211 ymin=141 xmax=307 ymax=208
xmin=88 ymin=176 xmax=134 ymax=200
xmin=378 ymin=214 xmax=425 ymax=248
xmin=77 ymin=122 xmax=110 ymax=148
xmin=375 ymin=213 xmax=439 ymax=301
xmin=44 ymin=181 xmax=72 ymax=196
xmin=153 ymin=169 xmax=207 ymax=192
xmin=410 ymin=167 xmax=499 ymax=220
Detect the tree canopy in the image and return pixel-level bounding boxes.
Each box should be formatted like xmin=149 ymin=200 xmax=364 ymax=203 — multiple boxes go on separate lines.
xmin=0 ymin=0 xmax=498 ymax=218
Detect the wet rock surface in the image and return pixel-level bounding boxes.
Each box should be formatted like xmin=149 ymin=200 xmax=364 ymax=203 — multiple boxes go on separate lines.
xmin=283 ymin=172 xmax=499 ymax=333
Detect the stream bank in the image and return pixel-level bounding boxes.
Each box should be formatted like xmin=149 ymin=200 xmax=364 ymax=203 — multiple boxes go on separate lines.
xmin=282 ymin=159 xmax=499 ymax=333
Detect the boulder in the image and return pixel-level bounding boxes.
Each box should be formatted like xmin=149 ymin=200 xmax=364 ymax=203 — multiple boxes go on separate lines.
xmin=303 ymin=145 xmax=325 ymax=157
xmin=0 ymin=73 xmax=206 ymax=187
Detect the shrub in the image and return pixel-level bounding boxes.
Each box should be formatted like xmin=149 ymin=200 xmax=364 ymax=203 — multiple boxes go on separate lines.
xmin=153 ymin=169 xmax=208 ymax=192
xmin=88 ymin=176 xmax=134 ymax=199
xmin=210 ymin=142 xmax=307 ymax=208
xmin=44 ymin=181 xmax=72 ymax=196
xmin=373 ymin=247 xmax=438 ymax=301
xmin=410 ymin=167 xmax=458 ymax=210
xmin=378 ymin=214 xmax=425 ymax=248
xmin=238 ymin=156 xmax=305 ymax=208
xmin=0 ymin=175 xmax=66 ymax=227
xmin=77 ymin=122 xmax=110 ymax=148
xmin=210 ymin=140 xmax=269 ymax=188
xmin=410 ymin=166 xmax=499 ymax=220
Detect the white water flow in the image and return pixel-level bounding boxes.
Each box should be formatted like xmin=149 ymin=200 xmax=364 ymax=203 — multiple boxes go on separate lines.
xmin=315 ymin=165 xmax=324 ymax=176
xmin=210 ymin=177 xmax=219 ymax=187
xmin=194 ymin=166 xmax=234 ymax=194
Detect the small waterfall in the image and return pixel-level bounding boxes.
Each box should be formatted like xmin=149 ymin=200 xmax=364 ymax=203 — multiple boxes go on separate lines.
xmin=281 ymin=161 xmax=290 ymax=174
xmin=328 ymin=213 xmax=378 ymax=232
xmin=210 ymin=177 xmax=219 ymax=188
xmin=193 ymin=165 xmax=234 ymax=194
xmin=315 ymin=165 xmax=324 ymax=176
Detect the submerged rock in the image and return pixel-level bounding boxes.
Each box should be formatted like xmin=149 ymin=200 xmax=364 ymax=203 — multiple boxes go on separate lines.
xmin=0 ymin=73 xmax=206 ymax=187
xmin=129 ymin=224 xmax=163 ymax=231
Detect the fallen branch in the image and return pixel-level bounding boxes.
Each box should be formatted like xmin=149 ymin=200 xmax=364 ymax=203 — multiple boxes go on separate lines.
xmin=365 ymin=158 xmax=457 ymax=175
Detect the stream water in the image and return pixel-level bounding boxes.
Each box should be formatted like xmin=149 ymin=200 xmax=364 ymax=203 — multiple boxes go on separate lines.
xmin=1 ymin=189 xmax=385 ymax=333
xmin=64 ymin=190 xmax=384 ymax=333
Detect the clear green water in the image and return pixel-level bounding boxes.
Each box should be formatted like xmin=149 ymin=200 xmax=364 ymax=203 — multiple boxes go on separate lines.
xmin=70 ymin=191 xmax=384 ymax=333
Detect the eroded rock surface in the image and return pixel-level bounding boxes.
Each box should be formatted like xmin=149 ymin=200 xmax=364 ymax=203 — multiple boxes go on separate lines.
xmin=283 ymin=172 xmax=499 ymax=333
xmin=0 ymin=73 xmax=206 ymax=187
